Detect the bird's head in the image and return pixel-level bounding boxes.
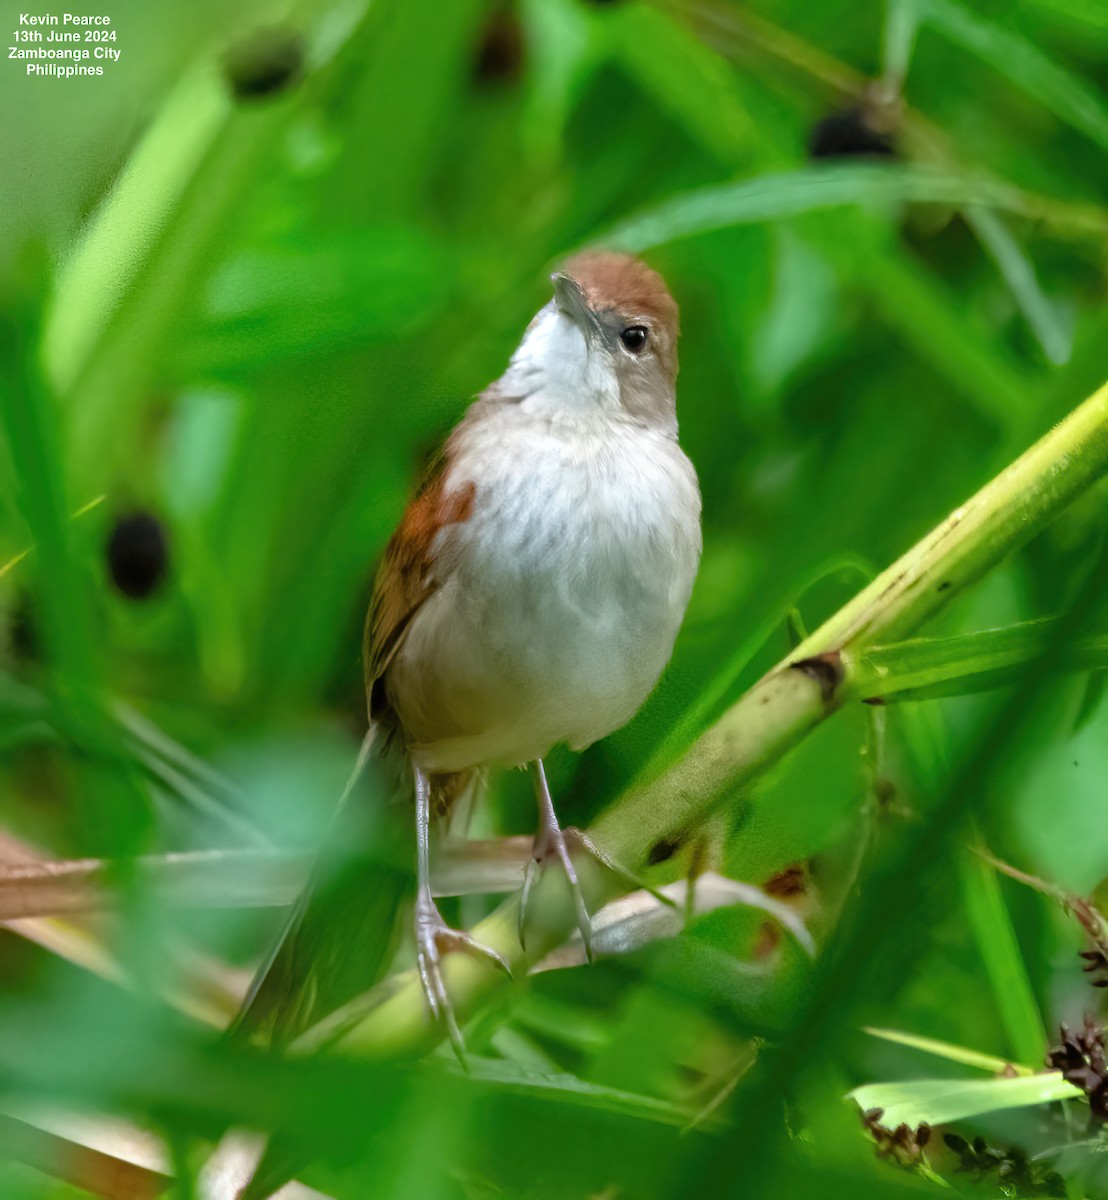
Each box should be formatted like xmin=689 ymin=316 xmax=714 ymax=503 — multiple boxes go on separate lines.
xmin=498 ymin=252 xmax=681 ymax=432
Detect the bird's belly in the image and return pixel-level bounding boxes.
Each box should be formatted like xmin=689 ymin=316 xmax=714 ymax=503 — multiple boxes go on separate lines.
xmin=389 ymin=434 xmax=699 ymax=771
xmin=463 ymin=552 xmax=676 ymax=743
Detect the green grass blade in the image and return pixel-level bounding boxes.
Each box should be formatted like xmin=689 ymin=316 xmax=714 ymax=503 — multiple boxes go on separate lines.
xmin=966 ymin=208 xmax=1071 ymax=365
xmin=601 ymin=164 xmax=1106 ymax=253
xmin=852 ymin=620 xmax=1108 ymax=701
xmin=958 ymin=845 xmax=1047 ymax=1068
xmin=848 ymin=1073 xmax=1083 ymax=1127
xmin=921 ymin=0 xmax=1108 ymax=152
xmin=41 ymin=0 xmax=373 ymax=495
xmin=607 ymin=5 xmax=754 ymax=162
xmin=847 ymin=228 xmax=1035 ymax=421
xmin=863 ymin=1026 xmax=1034 ymax=1074
xmin=883 ymin=0 xmax=923 ymax=84
xmin=450 ymin=1057 xmax=698 ymax=1126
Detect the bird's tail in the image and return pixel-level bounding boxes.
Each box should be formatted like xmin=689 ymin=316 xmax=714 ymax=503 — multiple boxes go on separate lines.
xmin=339 ymin=723 xmax=379 ymax=808
xmin=227 ymin=724 xmax=413 ymax=1047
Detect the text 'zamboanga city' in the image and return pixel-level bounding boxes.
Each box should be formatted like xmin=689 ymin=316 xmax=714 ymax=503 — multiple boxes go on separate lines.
xmin=10 ymin=12 xmax=119 ymax=76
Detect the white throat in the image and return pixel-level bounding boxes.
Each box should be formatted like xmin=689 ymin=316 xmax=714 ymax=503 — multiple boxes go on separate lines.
xmin=501 ymin=307 xmax=620 ymax=418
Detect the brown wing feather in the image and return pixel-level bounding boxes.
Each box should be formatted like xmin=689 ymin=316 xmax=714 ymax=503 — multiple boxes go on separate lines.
xmin=363 ymin=455 xmax=476 ymax=730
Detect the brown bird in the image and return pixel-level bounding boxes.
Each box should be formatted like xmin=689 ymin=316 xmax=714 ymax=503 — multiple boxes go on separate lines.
xmin=364 ymin=251 xmax=702 ymax=1042
xmin=231 ymin=252 xmax=701 ymax=1200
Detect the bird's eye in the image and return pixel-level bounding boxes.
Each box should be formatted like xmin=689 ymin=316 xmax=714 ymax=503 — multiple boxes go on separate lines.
xmin=620 ymin=325 xmax=649 ymax=354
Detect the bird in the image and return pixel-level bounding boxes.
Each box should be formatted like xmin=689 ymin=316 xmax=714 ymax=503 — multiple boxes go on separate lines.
xmin=364 ymin=250 xmax=702 ymax=1042
xmin=232 ymin=250 xmax=701 ymax=1071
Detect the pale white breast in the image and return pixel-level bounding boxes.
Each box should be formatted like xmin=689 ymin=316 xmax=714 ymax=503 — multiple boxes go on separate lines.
xmin=389 ymin=402 xmax=702 ymax=772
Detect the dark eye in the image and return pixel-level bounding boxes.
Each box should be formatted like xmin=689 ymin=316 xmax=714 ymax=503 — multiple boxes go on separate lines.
xmin=620 ymin=325 xmax=648 ymax=354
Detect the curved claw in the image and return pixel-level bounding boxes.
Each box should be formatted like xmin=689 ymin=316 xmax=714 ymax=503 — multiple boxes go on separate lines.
xmin=445 ymin=926 xmax=514 ymax=979
xmin=415 ymin=900 xmax=512 ymax=1064
xmin=518 ymin=822 xmax=594 ymax=962
xmin=563 ymin=826 xmax=678 ymax=910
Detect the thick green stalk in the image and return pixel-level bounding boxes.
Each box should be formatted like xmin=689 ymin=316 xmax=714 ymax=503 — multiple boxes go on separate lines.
xmin=323 ymin=378 xmax=1108 ymax=1060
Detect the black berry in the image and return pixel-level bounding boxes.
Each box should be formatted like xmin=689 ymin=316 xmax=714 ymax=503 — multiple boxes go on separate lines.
xmin=809 ymin=108 xmax=896 ymax=160
xmin=473 ymin=8 xmax=524 ymax=87
xmin=224 ymin=28 xmax=304 ymax=101
xmin=106 ymin=512 xmax=169 ymax=600
xmin=8 ymin=590 xmax=39 ymax=663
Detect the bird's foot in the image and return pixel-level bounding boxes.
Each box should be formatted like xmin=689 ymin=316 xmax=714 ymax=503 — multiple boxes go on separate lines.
xmin=519 ymin=817 xmax=594 ymax=962
xmin=414 ymin=893 xmax=511 ymax=1062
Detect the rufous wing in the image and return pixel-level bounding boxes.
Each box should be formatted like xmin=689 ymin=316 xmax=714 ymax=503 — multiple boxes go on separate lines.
xmin=363 ymin=455 xmax=475 ymax=727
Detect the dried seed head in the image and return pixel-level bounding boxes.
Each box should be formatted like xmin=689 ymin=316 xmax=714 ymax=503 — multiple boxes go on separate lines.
xmin=1046 ymin=1016 xmax=1108 ymax=1123
xmin=860 ymin=1108 xmax=931 ymax=1167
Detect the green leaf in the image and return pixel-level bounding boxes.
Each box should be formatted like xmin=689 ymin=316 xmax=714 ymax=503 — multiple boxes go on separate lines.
xmin=40 ymin=66 xmax=230 ymax=402
xmin=845 ymin=226 xmax=1035 ymax=421
xmin=607 ymin=5 xmax=753 ymax=162
xmin=958 ymin=846 xmax=1046 ymax=1068
xmin=883 ymin=0 xmax=924 ymax=83
xmin=1021 ymin=0 xmax=1108 ymax=31
xmin=189 ymin=229 xmax=449 ymax=370
xmin=518 ymin=0 xmax=599 ymax=165
xmin=1072 ymin=670 xmax=1106 ymax=731
xmin=848 ymin=1073 xmax=1083 ymax=1126
xmin=327 ymin=0 xmax=487 ymax=221
xmin=600 ymin=164 xmax=1103 ymax=253
xmin=863 ymin=1026 xmax=1034 ymax=1074
xmin=851 ymin=620 xmax=1108 ymax=702
xmin=921 ymin=0 xmax=1108 ymax=152
xmin=452 ymin=1057 xmax=697 ymax=1126
xmin=41 ymin=1 xmax=375 ymax=496
xmin=752 ymin=228 xmax=840 ymax=398
xmin=965 ymin=207 xmax=1071 ymax=365
xmin=42 ymin=67 xmax=283 ymax=496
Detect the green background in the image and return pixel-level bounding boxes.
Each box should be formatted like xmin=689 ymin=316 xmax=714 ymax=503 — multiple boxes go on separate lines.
xmin=1 ymin=0 xmax=1107 ymax=1195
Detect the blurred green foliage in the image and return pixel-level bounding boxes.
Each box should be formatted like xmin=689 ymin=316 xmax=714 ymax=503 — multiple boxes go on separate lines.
xmin=2 ymin=0 xmax=1107 ymax=1196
